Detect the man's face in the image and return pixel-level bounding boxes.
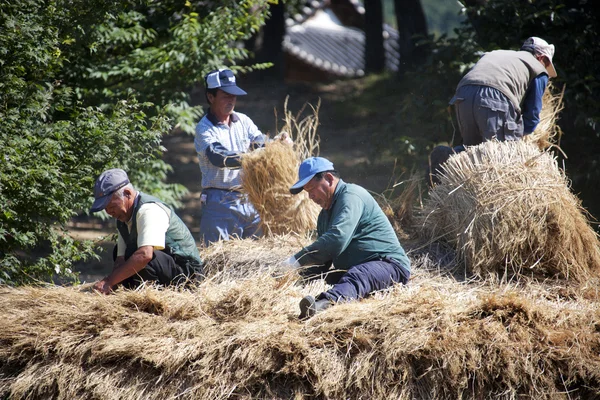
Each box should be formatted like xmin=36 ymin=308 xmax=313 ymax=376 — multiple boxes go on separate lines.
xmin=104 ymin=191 xmax=132 ymax=222
xmin=304 ymin=174 xmax=335 ymax=210
xmin=209 ymin=89 xmax=237 ymax=116
xmin=536 ymin=54 xmax=550 ymax=69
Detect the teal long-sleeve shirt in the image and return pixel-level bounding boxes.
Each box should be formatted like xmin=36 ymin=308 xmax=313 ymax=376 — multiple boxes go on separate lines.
xmin=294 ymin=180 xmax=410 ymax=271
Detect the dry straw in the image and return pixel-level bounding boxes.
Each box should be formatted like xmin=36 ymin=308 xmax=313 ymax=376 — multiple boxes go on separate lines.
xmin=417 ymin=140 xmax=600 ymax=282
xmin=240 ymin=98 xmax=321 ymax=236
xmin=200 ymin=234 xmax=311 ymax=282
xmin=2 ymin=249 xmax=600 ymax=399
xmin=526 ymin=81 xmax=565 ymax=150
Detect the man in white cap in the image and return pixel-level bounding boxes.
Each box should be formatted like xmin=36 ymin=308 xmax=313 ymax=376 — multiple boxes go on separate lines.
xmin=194 ymin=68 xmax=266 ymax=246
xmin=428 ymin=37 xmax=558 ymax=184
xmin=90 ymin=169 xmax=203 ymax=294
xmin=451 ymin=36 xmax=557 ymax=145
xmin=284 ymin=157 xmax=411 ymax=319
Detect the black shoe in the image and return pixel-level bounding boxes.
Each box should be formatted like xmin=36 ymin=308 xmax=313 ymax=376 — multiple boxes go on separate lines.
xmin=299 ymin=295 xmax=333 ymax=319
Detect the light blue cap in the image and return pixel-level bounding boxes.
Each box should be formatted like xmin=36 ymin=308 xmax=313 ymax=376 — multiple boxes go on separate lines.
xmin=290 ymin=157 xmax=335 ymax=194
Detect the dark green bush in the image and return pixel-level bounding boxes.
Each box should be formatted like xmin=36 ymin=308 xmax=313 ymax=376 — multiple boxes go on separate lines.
xmin=0 ymin=0 xmax=272 ymax=284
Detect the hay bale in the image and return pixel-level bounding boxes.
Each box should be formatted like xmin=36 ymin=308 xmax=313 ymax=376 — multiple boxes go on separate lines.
xmin=2 ymin=269 xmax=600 ymax=399
xmin=241 ymin=142 xmax=320 ymax=236
xmin=526 ymin=82 xmax=565 ymax=150
xmin=417 ymin=140 xmax=600 ymax=282
xmin=240 ymin=98 xmax=322 ymax=237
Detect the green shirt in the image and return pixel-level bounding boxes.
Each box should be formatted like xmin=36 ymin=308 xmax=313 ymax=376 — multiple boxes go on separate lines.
xmin=294 ymin=180 xmax=410 ymax=271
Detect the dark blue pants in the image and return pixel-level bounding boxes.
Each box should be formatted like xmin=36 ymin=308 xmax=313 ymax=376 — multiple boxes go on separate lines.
xmin=301 ymin=258 xmax=410 ymax=302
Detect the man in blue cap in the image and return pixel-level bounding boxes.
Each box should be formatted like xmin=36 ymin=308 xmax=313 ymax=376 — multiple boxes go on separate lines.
xmin=90 ymin=168 xmax=203 ymax=294
xmin=285 ymin=157 xmax=411 ymax=319
xmin=194 ymin=68 xmax=266 ymax=246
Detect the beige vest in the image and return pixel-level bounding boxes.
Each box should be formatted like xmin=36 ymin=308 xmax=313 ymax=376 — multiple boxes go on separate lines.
xmin=457 ymin=50 xmax=547 ymax=113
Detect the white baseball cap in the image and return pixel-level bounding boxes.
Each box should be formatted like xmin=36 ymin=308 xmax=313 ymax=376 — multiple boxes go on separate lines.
xmin=521 ymin=37 xmax=557 ymax=78
xmin=204 ymin=68 xmax=247 ymax=95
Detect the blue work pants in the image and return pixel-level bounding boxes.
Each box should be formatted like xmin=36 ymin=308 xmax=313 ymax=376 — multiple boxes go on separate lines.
xmin=199 ymin=188 xmax=262 ymax=246
xmin=301 ymin=258 xmax=410 ymax=302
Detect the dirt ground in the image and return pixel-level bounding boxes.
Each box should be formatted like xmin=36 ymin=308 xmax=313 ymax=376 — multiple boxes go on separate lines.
xmin=72 ymin=80 xmax=403 ymax=282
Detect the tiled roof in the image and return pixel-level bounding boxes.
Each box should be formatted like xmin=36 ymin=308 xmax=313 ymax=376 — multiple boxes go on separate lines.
xmin=284 ymin=24 xmax=366 ymax=77
xmin=283 ymin=0 xmax=400 ymax=77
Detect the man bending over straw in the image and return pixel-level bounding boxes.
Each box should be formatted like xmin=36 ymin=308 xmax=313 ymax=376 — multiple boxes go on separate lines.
xmin=428 ymin=36 xmax=558 ymax=186
xmin=284 ymin=157 xmax=411 ymax=319
xmin=90 ymin=169 xmax=203 ymax=294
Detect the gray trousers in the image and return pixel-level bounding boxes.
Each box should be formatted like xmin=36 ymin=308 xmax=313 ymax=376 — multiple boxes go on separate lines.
xmin=450 ymin=85 xmax=524 ymax=146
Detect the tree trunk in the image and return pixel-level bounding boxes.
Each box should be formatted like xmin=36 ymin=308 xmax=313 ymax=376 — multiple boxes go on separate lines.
xmin=394 ymin=0 xmax=428 ymax=74
xmin=365 ymin=0 xmax=386 ymax=73
xmin=246 ymin=1 xmax=286 ymax=81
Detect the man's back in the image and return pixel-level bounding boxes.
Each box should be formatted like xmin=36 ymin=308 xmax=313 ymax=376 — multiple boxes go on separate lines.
xmin=314 ymin=181 xmax=410 ymax=270
xmin=457 ymin=50 xmax=546 ymax=112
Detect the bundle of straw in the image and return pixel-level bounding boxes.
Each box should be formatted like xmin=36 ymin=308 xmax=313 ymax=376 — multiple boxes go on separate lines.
xmin=240 ymin=141 xmax=320 ymax=236
xmin=201 ymin=235 xmax=310 ymax=281
xmin=525 ymin=82 xmax=565 ymax=150
xmin=240 ymin=98 xmax=321 ymax=236
xmin=417 ymin=140 xmax=600 ymax=282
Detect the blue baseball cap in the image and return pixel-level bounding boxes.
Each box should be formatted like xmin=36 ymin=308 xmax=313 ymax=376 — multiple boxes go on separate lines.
xmin=205 ymin=68 xmax=247 ymax=96
xmin=290 ymin=157 xmax=335 ymax=194
xmin=90 ymin=169 xmax=130 ymax=213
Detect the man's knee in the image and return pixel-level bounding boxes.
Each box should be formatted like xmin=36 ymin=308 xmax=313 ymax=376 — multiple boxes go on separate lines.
xmin=138 ymin=251 xmax=184 ymax=286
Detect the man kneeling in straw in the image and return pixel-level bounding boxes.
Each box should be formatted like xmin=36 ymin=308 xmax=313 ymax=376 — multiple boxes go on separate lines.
xmin=90 ymin=169 xmax=203 ymax=294
xmin=284 ymin=157 xmax=411 ymax=319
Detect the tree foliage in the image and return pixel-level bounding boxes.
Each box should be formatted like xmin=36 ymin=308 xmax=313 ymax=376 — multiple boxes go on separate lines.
xmin=0 ymin=0 xmax=271 ymax=285
xmin=62 ymin=0 xmax=272 ymax=132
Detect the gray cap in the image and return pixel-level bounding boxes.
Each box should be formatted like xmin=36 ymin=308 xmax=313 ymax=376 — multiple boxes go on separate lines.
xmin=90 ymin=169 xmax=130 ymax=213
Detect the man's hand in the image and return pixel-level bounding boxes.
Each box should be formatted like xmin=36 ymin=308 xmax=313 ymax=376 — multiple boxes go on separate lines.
xmin=274 ymin=131 xmax=293 ymax=146
xmin=282 ymin=255 xmax=301 ymax=268
xmin=93 ymin=278 xmax=113 ymax=295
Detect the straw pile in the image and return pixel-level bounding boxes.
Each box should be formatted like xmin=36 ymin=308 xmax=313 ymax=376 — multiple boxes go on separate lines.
xmin=200 ymin=234 xmax=311 ymax=282
xmin=418 ymin=140 xmax=600 ymax=282
xmin=2 ymin=256 xmax=600 ymax=399
xmin=241 ymin=142 xmax=320 ymax=236
xmin=526 ymin=81 xmax=565 ymax=150
xmin=240 ymin=98 xmax=321 ymax=236
xmin=377 ymin=174 xmax=424 ymax=239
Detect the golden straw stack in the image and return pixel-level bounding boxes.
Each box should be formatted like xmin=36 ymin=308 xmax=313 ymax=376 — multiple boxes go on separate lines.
xmin=240 ymin=98 xmax=322 ymax=237
xmin=525 ymin=82 xmax=565 ymax=150
xmin=241 ymin=141 xmax=320 ymax=236
xmin=418 ymin=140 xmax=600 ymax=282
xmin=3 ymin=269 xmax=600 ymax=399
